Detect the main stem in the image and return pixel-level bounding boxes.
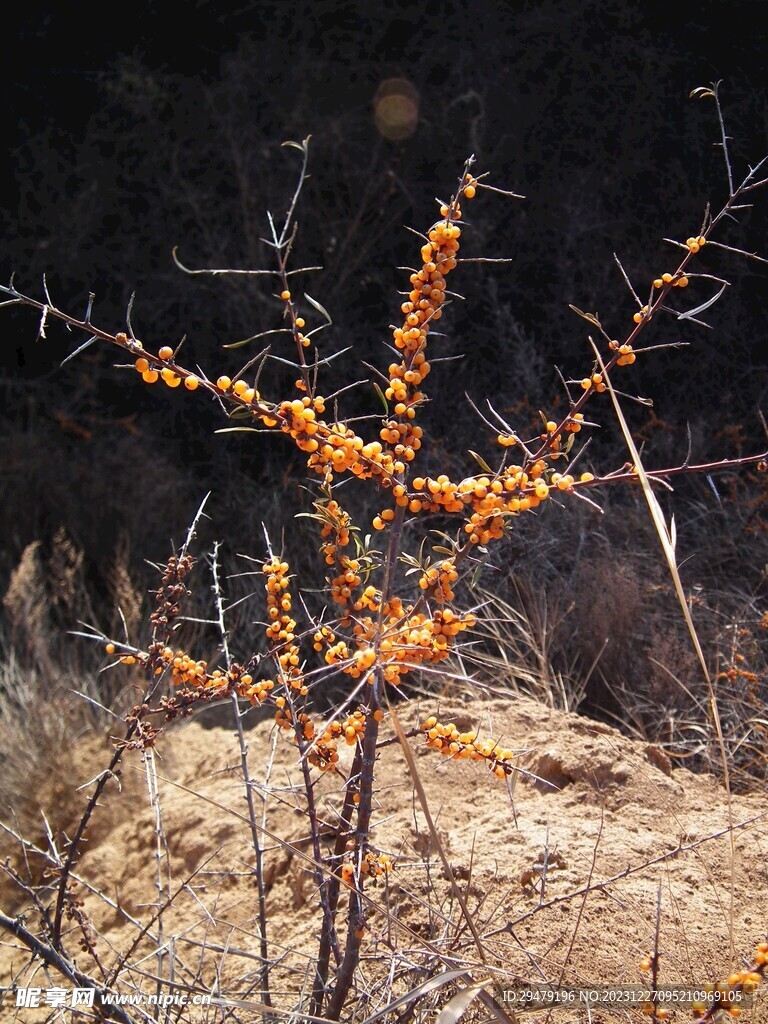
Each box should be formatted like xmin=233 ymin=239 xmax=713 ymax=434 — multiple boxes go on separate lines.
xmin=323 ymin=696 xmax=381 ymax=1021
xmin=324 ymin=503 xmax=406 ymax=1019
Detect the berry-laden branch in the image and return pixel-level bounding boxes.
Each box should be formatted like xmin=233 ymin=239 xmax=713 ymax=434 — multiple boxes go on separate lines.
xmin=2 ymin=85 xmax=767 ymax=1018
xmin=637 ymin=939 xmax=767 ymax=1021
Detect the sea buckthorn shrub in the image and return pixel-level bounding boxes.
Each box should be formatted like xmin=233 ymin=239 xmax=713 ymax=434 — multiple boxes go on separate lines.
xmin=1 ymin=85 xmax=768 ymax=1020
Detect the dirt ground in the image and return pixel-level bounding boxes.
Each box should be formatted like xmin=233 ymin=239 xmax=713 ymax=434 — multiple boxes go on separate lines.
xmin=2 ymin=694 xmax=768 ymax=1022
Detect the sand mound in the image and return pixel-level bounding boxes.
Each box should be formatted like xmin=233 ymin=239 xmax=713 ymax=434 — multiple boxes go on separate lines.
xmin=2 ymin=695 xmax=768 ymax=1021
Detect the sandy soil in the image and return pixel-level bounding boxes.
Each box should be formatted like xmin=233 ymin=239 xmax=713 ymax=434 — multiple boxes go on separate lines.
xmin=2 ymin=695 xmax=768 ymax=1022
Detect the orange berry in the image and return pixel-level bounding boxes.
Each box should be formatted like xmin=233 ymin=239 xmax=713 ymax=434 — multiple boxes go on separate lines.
xmin=158 ymin=346 xmax=174 ymax=360
xmin=134 ymin=357 xmax=150 ymax=373
xmin=217 ymin=375 xmax=232 ymax=391
xmin=142 ymin=369 xmax=159 ymax=384
xmin=280 ymin=289 xmax=291 ymax=300
xmin=105 ymin=642 xmax=116 ymax=654
xmin=184 ymin=375 xmax=199 ymax=391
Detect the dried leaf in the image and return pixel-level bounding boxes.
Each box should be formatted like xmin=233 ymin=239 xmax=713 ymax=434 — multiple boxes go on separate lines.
xmin=568 ymin=304 xmax=602 ymax=327
xmin=303 ymin=292 xmax=333 ymax=323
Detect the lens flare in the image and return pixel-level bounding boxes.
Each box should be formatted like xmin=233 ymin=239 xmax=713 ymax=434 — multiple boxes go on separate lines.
xmin=373 ymin=78 xmax=419 ymax=141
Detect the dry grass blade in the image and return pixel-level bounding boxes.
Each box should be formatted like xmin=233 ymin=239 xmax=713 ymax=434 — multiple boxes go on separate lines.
xmin=358 ymin=969 xmax=469 ymax=1024
xmin=436 ymin=982 xmax=487 ymax=1023
xmin=592 ymin=339 xmax=736 ymax=962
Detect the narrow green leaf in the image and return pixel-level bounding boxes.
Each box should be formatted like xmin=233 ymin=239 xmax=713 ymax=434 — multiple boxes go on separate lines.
xmin=214 ymin=426 xmax=260 ymax=434
xmin=372 ymin=381 xmax=389 ymax=414
xmin=568 ymin=304 xmax=602 ymax=327
xmin=468 ymin=450 xmax=494 ymax=473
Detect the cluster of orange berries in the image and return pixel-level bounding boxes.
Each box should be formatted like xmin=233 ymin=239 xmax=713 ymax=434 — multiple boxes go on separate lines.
xmin=418 ymin=558 xmax=459 ymax=603
xmin=278 ymin=289 xmax=311 ymax=349
xmin=419 ymin=717 xmax=519 ymax=779
xmin=263 ymin=558 xmax=306 ymax=692
xmin=340 ymin=846 xmax=393 ymax=887
xmin=651 ymin=272 xmax=690 ymax=292
xmin=127 ymin=333 xmax=411 ymax=493
xmin=633 ymin=264 xmax=696 ymax=325
xmin=608 ymin=339 xmax=637 ymax=366
xmin=342 ymin=599 xmax=476 ymax=686
xmin=384 ymin=179 xmax=476 ymax=445
xmin=496 ymin=412 xmax=583 ymax=465
xmin=106 ymin=643 xmax=275 ymax=705
xmin=329 ymin=558 xmax=361 ymax=607
xmin=323 ymin=636 xmax=350 ymax=666
xmin=426 ymin=463 xmax=589 ymax=546
xmin=167 ymin=650 xmax=208 ymax=686
xmin=632 ymin=246 xmax=704 ymax=329
xmin=273 ymin=702 xmax=385 ymax=771
xmin=215 ymin=375 xmax=261 ymax=403
xmin=320 ymin=500 xmax=352 ymax=563
xmin=685 ymin=234 xmax=708 ymax=254
xmin=128 ymin=332 xmax=282 ymax=407
xmin=580 ymin=372 xmax=608 ymax=393
xmin=379 ymin=414 xmax=424 ymax=464
xmin=313 ymin=625 xmax=335 ymax=651
xmin=293 ymin=414 xmax=390 ymax=483
xmin=344 ymin=645 xmax=378 ymax=680
xmin=128 ymin=338 xmax=204 ymax=393
xmin=272 ymin=699 xmax=339 ymax=770
xmin=120 ymin=179 xmax=481 ymax=524
xmin=328 ymin=707 xmax=384 ymax=747
xmin=317 ymin=499 xmax=376 ymax=620
xmin=717 ymin=663 xmax=760 ymax=686
xmin=306 ymin=426 xmax=404 ymax=486
xmin=402 ymin=467 xmax=569 ymax=538
xmin=313 ymin=598 xmax=475 ymax=684
xmin=640 ymin=945 xmax=765 ymax=1019
xmin=273 ymin=396 xmax=324 ymax=453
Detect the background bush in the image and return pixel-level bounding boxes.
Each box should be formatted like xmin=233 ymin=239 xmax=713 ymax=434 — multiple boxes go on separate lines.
xmin=2 ymin=0 xmax=767 ymax=774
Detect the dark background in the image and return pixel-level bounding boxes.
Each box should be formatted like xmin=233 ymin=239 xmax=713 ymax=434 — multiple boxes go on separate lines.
xmin=1 ymin=0 xmax=767 ymax=740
